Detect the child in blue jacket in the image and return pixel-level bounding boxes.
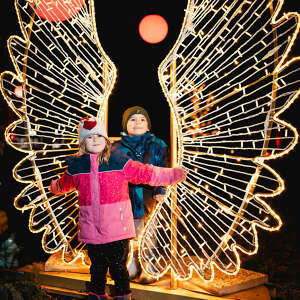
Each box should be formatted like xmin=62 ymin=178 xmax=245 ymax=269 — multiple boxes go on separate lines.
xmin=112 ymin=106 xmax=169 ymax=283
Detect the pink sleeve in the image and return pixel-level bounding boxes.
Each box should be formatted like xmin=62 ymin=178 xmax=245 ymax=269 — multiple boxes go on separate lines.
xmin=50 ymin=171 xmax=76 ymax=195
xmin=148 ymin=166 xmax=186 ymax=186
xmin=124 ymin=160 xmax=185 ymax=186
xmin=123 ymin=160 xmax=154 ymax=185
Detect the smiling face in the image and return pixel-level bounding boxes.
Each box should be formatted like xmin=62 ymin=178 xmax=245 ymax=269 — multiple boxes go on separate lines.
xmin=84 ymin=134 xmax=107 ymax=154
xmin=127 ymin=113 xmax=149 ymax=136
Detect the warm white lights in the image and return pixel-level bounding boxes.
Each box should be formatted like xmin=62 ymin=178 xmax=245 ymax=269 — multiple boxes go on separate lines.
xmin=141 ymin=0 xmax=299 ymax=282
xmin=1 ymin=0 xmax=116 ymax=263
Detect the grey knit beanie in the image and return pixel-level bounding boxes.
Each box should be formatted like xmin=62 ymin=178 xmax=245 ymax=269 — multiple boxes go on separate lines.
xmin=78 ymin=117 xmax=108 ymax=144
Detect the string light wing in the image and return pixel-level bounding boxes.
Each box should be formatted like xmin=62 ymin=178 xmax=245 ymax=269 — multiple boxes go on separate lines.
xmin=140 ymin=0 xmax=299 ymax=281
xmin=0 ymin=0 xmax=116 ymax=262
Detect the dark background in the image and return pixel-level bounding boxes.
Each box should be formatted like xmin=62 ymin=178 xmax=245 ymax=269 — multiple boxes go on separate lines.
xmin=0 ymin=1 xmax=299 ymax=296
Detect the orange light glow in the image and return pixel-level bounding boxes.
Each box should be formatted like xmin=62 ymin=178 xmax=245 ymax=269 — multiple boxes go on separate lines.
xmin=14 ymin=85 xmax=26 ymax=98
xmin=138 ymin=15 xmax=168 ymax=44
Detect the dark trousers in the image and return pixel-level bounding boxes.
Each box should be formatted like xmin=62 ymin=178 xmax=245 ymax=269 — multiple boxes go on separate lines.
xmin=87 ymin=239 xmax=130 ymax=296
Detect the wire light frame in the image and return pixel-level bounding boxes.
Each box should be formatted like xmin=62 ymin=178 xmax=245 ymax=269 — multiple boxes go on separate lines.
xmin=0 ymin=0 xmax=299 ymax=282
xmin=140 ymin=0 xmax=299 ymax=281
xmin=1 ymin=0 xmax=116 ymax=263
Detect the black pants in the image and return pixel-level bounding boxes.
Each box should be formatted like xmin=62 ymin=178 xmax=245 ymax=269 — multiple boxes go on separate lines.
xmin=87 ymin=239 xmax=130 ymax=296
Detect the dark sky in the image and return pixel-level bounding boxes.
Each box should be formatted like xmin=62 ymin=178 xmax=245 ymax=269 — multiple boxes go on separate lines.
xmin=0 ymin=0 xmax=299 ymax=262
xmin=96 ymin=1 xmax=188 ymax=142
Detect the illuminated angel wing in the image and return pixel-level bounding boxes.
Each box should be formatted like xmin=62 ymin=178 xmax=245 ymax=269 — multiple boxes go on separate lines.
xmin=0 ymin=0 xmax=116 ymax=262
xmin=140 ymin=0 xmax=300 ymax=281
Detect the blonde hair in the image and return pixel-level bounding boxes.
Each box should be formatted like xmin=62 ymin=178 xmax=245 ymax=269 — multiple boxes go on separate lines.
xmin=77 ymin=137 xmax=111 ymax=165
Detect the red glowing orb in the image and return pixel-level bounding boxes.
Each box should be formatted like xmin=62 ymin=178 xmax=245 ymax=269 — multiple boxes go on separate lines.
xmin=14 ymin=85 xmax=26 ymax=98
xmin=138 ymin=15 xmax=168 ymax=44
xmin=30 ymin=0 xmax=85 ymax=22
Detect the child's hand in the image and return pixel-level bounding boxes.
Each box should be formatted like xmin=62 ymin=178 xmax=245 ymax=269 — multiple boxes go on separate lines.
xmin=173 ymin=166 xmax=188 ymax=183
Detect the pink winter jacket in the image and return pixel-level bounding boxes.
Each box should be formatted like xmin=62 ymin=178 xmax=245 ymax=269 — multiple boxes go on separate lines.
xmin=50 ymin=151 xmax=185 ymax=245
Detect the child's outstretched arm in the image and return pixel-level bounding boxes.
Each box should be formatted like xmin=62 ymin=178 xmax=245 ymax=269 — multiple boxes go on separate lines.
xmin=124 ymin=160 xmax=187 ymax=187
xmin=50 ymin=171 xmax=76 ymax=195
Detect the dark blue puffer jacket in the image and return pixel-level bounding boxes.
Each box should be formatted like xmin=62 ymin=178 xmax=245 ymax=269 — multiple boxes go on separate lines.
xmin=112 ymin=131 xmax=169 ymax=218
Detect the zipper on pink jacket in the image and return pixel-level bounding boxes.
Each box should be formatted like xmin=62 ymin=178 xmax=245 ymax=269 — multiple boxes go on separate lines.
xmin=90 ymin=154 xmax=101 ymax=232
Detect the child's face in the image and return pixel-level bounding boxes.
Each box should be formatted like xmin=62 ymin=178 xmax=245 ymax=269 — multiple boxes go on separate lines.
xmin=127 ymin=114 xmax=149 ymax=136
xmin=84 ymin=134 xmax=106 ymax=154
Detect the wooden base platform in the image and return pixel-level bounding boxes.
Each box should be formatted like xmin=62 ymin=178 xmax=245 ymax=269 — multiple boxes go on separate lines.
xmin=16 ymin=263 xmax=270 ymax=300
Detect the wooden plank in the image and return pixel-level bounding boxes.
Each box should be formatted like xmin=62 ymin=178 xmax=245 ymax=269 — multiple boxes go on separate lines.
xmin=41 ymin=284 xmax=270 ymax=300
xmin=40 ymin=285 xmax=87 ymax=299
xmin=16 ymin=265 xmax=270 ymax=300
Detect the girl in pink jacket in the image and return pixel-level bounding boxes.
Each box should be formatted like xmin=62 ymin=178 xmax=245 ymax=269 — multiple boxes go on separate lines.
xmin=50 ymin=117 xmax=186 ymax=300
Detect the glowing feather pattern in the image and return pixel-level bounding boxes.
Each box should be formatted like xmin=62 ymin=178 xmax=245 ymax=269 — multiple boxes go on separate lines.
xmin=1 ymin=0 xmax=116 ymax=261
xmin=0 ymin=0 xmax=299 ymax=281
xmin=139 ymin=0 xmax=299 ymax=281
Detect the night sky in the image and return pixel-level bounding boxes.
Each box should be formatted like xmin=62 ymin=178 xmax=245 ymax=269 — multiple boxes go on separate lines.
xmin=0 ymin=0 xmax=299 ymax=266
